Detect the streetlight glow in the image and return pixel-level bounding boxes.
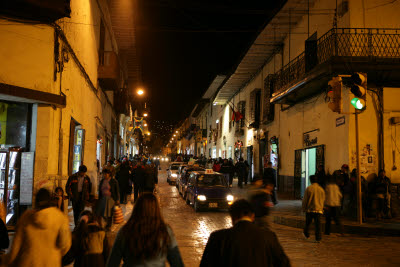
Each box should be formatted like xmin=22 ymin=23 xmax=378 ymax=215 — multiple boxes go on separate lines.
xmin=147 ymin=132 xmax=151 ymax=136
xmin=143 ymin=113 xmax=148 ymax=117
xmin=144 ymin=123 xmax=148 ymax=127
xmin=137 ymin=89 xmax=144 ymax=95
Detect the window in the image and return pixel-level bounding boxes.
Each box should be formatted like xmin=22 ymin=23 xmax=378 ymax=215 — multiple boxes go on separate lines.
xmin=197 ymin=174 xmax=227 ymax=187
xmin=235 ymin=101 xmax=246 ymax=134
xmin=263 ymin=75 xmax=275 ymax=123
xmin=249 ymin=89 xmax=261 ymax=128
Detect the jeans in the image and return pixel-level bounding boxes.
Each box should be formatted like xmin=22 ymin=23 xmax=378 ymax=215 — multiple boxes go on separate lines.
xmin=304 ymin=212 xmax=322 ymax=241
xmin=325 ymin=206 xmax=342 ymax=234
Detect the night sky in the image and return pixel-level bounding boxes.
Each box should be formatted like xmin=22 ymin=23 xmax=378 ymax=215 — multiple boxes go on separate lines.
xmin=136 ymin=0 xmax=286 ymax=126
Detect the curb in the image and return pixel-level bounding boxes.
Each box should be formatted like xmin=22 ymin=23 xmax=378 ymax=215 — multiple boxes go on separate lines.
xmin=272 ymin=215 xmax=400 ymax=237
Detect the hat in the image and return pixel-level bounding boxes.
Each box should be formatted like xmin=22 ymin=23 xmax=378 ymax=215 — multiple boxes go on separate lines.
xmin=79 ymin=165 xmax=88 ymax=173
xmin=341 ymin=164 xmax=349 ymax=169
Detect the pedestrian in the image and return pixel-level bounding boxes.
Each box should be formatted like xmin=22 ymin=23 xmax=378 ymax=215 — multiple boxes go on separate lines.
xmin=220 ymin=159 xmax=233 ymax=187
xmin=116 ymin=161 xmax=131 ymax=204
xmin=263 ymin=162 xmax=278 ymax=204
xmin=235 ymin=158 xmax=247 ymax=188
xmin=324 ymin=175 xmax=343 ymax=235
xmin=249 ymin=181 xmax=274 ymax=230
xmin=132 ymin=161 xmax=146 ymax=202
xmin=106 ymin=193 xmax=184 ymax=267
xmin=4 ymin=188 xmax=71 ymax=267
xmin=63 ymin=210 xmax=109 ymax=267
xmin=97 ymin=168 xmax=120 ymax=230
xmin=144 ymin=163 xmax=157 ymax=193
xmin=66 ymin=165 xmax=92 ymax=226
xmin=103 ymin=160 xmax=116 ymax=178
xmin=53 ymin=186 xmax=66 ymax=212
xmin=200 ymin=199 xmax=290 ymax=267
xmin=302 ymin=175 xmax=325 ymax=242
xmin=212 ymin=160 xmax=221 ymax=172
xmin=375 ymin=169 xmax=391 ymax=220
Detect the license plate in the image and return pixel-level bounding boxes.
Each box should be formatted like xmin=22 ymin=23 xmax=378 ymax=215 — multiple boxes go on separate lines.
xmin=209 ymin=203 xmax=218 ymax=208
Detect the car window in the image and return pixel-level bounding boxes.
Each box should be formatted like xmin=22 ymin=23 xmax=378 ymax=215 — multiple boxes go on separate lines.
xmin=197 ymin=174 xmax=227 ymax=187
xmin=170 ymin=165 xmax=180 ymax=170
xmin=188 ymin=174 xmax=196 ymax=185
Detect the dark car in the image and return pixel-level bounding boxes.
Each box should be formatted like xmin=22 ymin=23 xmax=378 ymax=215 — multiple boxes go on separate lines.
xmin=185 ymin=171 xmax=234 ymax=212
xmin=177 ymin=165 xmax=204 ymax=198
xmin=175 ymin=164 xmax=188 ymax=189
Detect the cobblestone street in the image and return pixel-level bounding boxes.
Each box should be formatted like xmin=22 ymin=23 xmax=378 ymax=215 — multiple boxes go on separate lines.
xmin=155 ymin=164 xmax=400 ymax=267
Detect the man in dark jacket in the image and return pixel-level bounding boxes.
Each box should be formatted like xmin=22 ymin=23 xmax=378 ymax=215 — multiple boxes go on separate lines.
xmin=220 ymin=159 xmax=233 ymax=187
xmin=235 ymin=158 xmax=247 ymax=188
xmin=263 ymin=162 xmax=278 ymax=204
xmin=200 ymin=199 xmax=290 ymax=267
xmin=65 ymin=165 xmax=92 ymax=225
xmin=132 ymin=161 xmax=147 ymax=202
xmin=115 ymin=161 xmax=131 ymax=204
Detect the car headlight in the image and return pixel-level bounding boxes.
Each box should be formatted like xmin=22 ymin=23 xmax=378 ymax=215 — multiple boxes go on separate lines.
xmin=197 ymin=195 xmax=207 ymax=201
xmin=165 ymin=158 xmax=169 ymax=161
xmin=226 ymin=195 xmax=234 ymax=202
xmin=161 ymin=158 xmax=164 ymax=161
xmin=171 ymin=173 xmax=177 ymax=177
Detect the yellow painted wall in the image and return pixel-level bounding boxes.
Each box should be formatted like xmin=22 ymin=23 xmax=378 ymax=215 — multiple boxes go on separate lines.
xmin=0 ymin=0 xmax=120 ymax=198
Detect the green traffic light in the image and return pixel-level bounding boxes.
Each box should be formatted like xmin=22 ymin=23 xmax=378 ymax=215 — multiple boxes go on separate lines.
xmin=351 ymin=97 xmax=365 ymax=110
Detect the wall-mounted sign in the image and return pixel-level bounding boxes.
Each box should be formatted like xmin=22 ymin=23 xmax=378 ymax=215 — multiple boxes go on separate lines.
xmin=20 ymin=152 xmax=34 ymax=205
xmin=303 ymin=129 xmax=319 ymax=147
xmin=336 ymin=116 xmax=345 ymax=127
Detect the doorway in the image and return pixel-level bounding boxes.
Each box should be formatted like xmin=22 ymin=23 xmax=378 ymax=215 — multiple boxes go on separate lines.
xmin=247 ymin=145 xmax=253 ymax=181
xmin=301 ymin=147 xmax=317 ymax=197
xmin=294 ymin=145 xmax=324 ymax=199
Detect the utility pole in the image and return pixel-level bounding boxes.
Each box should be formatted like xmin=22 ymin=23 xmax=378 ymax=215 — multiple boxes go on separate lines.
xmin=355 ymin=110 xmax=362 ymax=224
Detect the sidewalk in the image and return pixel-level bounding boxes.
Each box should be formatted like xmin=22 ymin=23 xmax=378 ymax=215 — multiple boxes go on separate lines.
xmin=230 ymin=185 xmax=400 ymax=236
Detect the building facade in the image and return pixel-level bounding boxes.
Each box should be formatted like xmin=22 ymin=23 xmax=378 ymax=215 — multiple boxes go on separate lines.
xmin=176 ymin=0 xmax=400 ymax=199
xmin=0 ymin=0 xmax=137 ymax=226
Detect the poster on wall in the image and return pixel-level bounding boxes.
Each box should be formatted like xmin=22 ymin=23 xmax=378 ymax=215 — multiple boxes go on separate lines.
xmin=0 ymin=103 xmax=8 ymax=145
xmin=20 ymin=152 xmax=34 ymax=205
xmin=351 ymin=144 xmax=376 ymax=175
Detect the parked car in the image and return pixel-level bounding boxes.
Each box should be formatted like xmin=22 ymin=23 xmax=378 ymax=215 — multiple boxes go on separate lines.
xmin=177 ymin=165 xmax=204 ymax=197
xmin=175 ymin=164 xmax=188 ymax=189
xmin=185 ymin=170 xmax=234 ymax=212
xmin=167 ymin=162 xmax=184 ymax=185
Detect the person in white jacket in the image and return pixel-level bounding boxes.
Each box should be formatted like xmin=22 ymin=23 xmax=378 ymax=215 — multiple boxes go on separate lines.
xmin=3 ymin=188 xmax=71 ymax=267
xmin=302 ymin=175 xmax=325 ymax=242
xmin=324 ymin=176 xmax=344 ymax=235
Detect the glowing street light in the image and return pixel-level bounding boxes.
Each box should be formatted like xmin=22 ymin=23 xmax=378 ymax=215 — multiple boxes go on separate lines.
xmin=173 ymin=134 xmax=176 ymax=137
xmin=137 ymin=88 xmax=144 ymax=96
xmin=176 ymin=131 xmax=178 ymax=133
xmin=147 ymin=132 xmax=151 ymax=136
xmin=144 ymin=123 xmax=148 ymax=127
xmin=143 ymin=113 xmax=148 ymax=117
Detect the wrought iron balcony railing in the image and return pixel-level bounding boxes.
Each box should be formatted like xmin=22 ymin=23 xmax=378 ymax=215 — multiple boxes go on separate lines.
xmin=272 ymin=28 xmax=400 ymax=95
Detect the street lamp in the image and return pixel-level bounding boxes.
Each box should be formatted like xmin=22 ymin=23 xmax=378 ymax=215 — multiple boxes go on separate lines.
xmin=176 ymin=131 xmax=178 ymax=133
xmin=143 ymin=113 xmax=148 ymax=117
xmin=147 ymin=132 xmax=151 ymax=136
xmin=144 ymin=123 xmax=148 ymax=127
xmin=173 ymin=134 xmax=176 ymax=137
xmin=137 ymin=88 xmax=144 ymax=96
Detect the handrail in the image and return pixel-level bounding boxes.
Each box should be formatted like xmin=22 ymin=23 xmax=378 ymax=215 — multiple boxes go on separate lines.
xmin=271 ymin=28 xmax=400 ymax=95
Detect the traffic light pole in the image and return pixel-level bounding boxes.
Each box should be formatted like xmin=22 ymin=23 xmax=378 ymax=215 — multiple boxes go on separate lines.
xmin=355 ymin=110 xmax=363 ymax=224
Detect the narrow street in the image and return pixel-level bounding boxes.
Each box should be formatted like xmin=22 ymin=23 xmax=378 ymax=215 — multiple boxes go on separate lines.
xmin=150 ymin=163 xmax=400 ymax=267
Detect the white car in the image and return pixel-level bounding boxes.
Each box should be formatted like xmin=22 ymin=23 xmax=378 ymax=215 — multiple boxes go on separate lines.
xmin=167 ymin=162 xmax=184 ymax=185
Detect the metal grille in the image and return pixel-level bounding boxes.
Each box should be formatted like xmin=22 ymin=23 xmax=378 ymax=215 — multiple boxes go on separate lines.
xmin=273 ymin=28 xmax=400 ymax=96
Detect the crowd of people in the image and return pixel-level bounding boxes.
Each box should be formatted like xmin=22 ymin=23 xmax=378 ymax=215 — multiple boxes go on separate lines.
xmin=302 ymin=164 xmax=393 ymax=242
xmin=0 ymin=153 xmax=394 ymax=266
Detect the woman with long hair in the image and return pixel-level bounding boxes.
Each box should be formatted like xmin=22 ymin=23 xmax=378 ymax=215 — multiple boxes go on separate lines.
xmin=106 ymin=193 xmax=184 ymax=267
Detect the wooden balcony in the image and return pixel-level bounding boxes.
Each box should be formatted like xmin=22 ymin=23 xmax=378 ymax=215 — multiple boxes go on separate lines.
xmin=98 ymin=51 xmax=120 ymax=91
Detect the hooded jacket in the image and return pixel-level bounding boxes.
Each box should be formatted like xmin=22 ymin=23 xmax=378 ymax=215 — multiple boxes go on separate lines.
xmin=4 ymin=207 xmax=71 ymax=267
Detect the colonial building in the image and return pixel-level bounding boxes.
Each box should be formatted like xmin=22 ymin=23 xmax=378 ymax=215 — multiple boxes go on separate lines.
xmin=0 ymin=0 xmax=139 ymax=227
xmin=180 ymin=0 xmax=400 ymax=199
